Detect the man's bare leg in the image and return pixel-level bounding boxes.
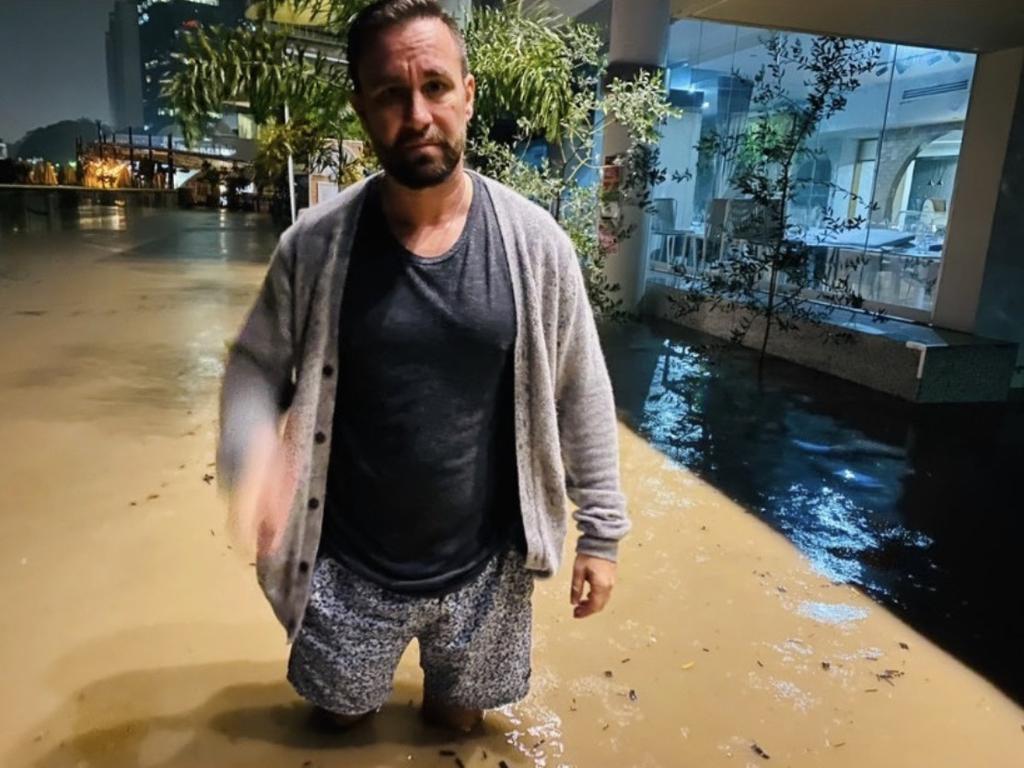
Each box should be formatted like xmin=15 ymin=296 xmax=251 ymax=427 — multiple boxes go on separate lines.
xmin=420 ymin=697 xmax=484 ymax=733
xmin=313 ymin=706 xmax=375 ymax=730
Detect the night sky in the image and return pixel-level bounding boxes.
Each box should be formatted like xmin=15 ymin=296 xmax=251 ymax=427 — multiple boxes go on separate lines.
xmin=0 ymin=0 xmax=117 ymax=145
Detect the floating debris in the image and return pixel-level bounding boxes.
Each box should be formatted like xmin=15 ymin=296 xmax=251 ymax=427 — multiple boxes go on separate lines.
xmin=864 ymin=688 xmax=879 ymax=693
xmin=203 ymin=473 xmax=215 ymax=484
xmin=628 ymin=689 xmax=638 ymax=701
xmin=876 ymin=669 xmax=905 ymax=686
xmin=147 ymin=494 xmax=159 ymax=501
xmin=899 ymin=642 xmax=910 ymax=650
xmin=821 ymin=661 xmax=831 ymax=671
xmin=499 ymin=761 xmax=511 ymax=768
xmin=604 ymin=670 xmax=613 ymax=678
xmin=439 ymin=750 xmax=456 ymax=757
xmin=621 ymin=658 xmax=631 ymax=664
xmin=751 ymin=742 xmax=771 ymax=759
xmin=682 ymin=661 xmax=696 ymax=670
xmin=455 ymin=758 xmax=466 ymax=768
xmin=756 ymin=660 xmax=764 ymax=668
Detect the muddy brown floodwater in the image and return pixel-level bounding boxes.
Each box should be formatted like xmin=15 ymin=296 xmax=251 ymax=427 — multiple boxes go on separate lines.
xmin=1 ymin=208 xmax=1021 ymax=767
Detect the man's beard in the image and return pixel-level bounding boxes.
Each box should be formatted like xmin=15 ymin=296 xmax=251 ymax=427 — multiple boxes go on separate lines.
xmin=373 ymin=128 xmax=464 ymax=190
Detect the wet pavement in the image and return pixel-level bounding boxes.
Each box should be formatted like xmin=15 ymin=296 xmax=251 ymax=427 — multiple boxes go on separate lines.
xmin=1 ymin=205 xmax=1022 ymax=767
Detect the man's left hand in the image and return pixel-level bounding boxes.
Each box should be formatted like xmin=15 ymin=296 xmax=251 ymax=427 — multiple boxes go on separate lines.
xmin=570 ymin=554 xmax=617 ymax=619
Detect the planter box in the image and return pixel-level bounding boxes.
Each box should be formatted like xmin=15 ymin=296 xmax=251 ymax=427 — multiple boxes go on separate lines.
xmin=642 ymin=282 xmax=1017 ymax=403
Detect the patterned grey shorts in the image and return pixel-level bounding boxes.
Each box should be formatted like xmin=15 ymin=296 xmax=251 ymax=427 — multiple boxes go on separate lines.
xmin=287 ymin=548 xmax=534 ymax=715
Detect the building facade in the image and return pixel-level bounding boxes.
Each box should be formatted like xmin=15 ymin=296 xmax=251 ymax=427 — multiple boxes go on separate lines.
xmin=106 ymin=0 xmax=145 ymax=130
xmin=549 ymin=0 xmax=1024 ymax=398
xmin=106 ymin=0 xmax=248 ymax=133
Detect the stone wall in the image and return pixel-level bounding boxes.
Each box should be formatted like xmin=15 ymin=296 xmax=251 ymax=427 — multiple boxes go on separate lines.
xmin=871 ymin=121 xmax=963 ymax=224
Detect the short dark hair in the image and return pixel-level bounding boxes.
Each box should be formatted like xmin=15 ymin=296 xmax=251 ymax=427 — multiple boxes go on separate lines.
xmin=346 ymin=0 xmax=468 ymax=92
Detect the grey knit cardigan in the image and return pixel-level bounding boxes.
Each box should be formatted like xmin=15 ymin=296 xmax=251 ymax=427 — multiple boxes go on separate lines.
xmin=217 ymin=171 xmax=630 ymax=639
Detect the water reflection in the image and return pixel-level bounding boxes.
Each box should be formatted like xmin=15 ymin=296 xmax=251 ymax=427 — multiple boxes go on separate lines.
xmin=1 ymin=197 xmax=127 ymax=234
xmin=604 ymin=318 xmax=1024 ymax=703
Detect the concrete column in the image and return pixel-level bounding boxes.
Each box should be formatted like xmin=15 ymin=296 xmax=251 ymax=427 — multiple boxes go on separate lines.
xmin=969 ymin=48 xmax=1024 ymax=387
xmin=602 ymin=0 xmax=671 ymax=313
xmin=932 ymin=47 xmax=1024 ymax=334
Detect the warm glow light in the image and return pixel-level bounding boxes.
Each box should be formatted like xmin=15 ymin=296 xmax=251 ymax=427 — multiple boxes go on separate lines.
xmin=83 ymin=157 xmax=132 ymax=189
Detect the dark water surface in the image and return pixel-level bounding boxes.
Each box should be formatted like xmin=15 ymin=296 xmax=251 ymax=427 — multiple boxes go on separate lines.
xmin=602 ymin=317 xmax=1024 ymax=705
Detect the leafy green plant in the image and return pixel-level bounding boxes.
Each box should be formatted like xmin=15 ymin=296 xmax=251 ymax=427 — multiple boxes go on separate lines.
xmin=169 ymin=0 xmax=675 ymax=318
xmin=166 ymin=14 xmax=364 ymax=186
xmin=466 ymin=3 xmax=676 ymax=320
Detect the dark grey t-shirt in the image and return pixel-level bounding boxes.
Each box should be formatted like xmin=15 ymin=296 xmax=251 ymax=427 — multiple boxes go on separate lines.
xmin=320 ymin=174 xmax=525 ymax=595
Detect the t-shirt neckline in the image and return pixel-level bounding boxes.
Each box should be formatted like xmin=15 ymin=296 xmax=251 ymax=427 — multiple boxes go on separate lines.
xmin=374 ymin=174 xmax=478 ymax=267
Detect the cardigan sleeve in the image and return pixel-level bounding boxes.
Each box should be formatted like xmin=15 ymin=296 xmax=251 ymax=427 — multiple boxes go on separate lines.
xmin=216 ymin=225 xmax=298 ymax=491
xmin=553 ymin=237 xmax=631 ymax=561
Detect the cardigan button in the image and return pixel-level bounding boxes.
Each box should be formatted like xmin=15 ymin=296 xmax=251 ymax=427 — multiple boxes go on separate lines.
xmin=298 ymin=560 xmax=310 ymax=574
xmin=307 ymin=497 xmax=320 ymax=510
xmin=322 ymin=364 xmax=334 ymax=377
xmin=314 ymin=431 xmax=327 ymax=444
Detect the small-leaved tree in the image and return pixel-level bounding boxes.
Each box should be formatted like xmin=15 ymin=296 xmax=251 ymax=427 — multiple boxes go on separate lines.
xmin=668 ymin=34 xmax=884 ymax=368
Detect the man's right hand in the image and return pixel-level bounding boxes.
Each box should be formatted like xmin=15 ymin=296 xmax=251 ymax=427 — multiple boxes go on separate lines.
xmin=227 ymin=422 xmax=295 ymax=559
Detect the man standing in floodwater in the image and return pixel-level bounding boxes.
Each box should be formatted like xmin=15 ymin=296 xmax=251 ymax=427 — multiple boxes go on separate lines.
xmin=217 ymin=0 xmax=629 ymax=733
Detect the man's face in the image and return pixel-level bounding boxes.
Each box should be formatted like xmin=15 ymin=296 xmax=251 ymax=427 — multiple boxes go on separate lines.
xmin=352 ymin=17 xmax=475 ymax=190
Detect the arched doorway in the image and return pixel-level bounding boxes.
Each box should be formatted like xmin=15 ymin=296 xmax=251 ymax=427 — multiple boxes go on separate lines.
xmin=889 ymin=129 xmax=964 ymax=232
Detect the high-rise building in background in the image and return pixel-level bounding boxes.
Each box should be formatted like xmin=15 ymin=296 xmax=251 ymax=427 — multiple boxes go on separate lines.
xmin=106 ymin=0 xmax=145 ymax=130
xmin=106 ymin=0 xmax=248 ymax=133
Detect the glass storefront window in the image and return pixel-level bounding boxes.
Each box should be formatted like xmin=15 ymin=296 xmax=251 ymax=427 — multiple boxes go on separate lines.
xmin=647 ymin=19 xmax=977 ymax=317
